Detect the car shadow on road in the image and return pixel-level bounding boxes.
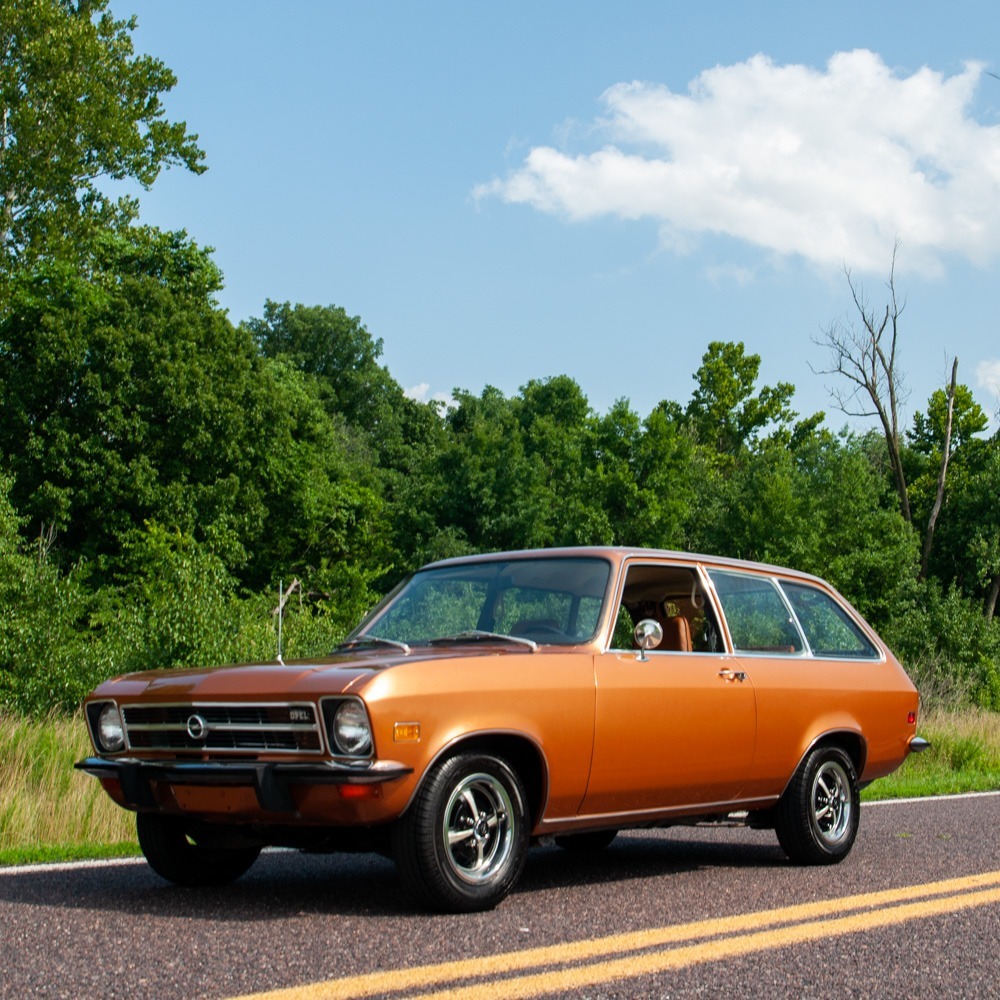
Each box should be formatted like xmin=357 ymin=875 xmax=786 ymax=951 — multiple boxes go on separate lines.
xmin=0 ymin=826 xmax=789 ymax=920
xmin=519 ymin=828 xmax=786 ymax=896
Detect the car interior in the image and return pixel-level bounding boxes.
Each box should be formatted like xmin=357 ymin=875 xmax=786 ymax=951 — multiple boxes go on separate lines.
xmin=611 ymin=563 xmax=724 ymax=653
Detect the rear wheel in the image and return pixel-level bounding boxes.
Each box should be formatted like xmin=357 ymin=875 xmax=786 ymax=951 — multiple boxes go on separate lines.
xmin=393 ymin=753 xmax=528 ymax=912
xmin=136 ymin=813 xmax=261 ymax=886
xmin=775 ymin=746 xmax=859 ymax=864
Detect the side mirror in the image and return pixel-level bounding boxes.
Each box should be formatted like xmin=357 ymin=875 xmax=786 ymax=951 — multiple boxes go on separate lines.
xmin=634 ymin=619 xmax=663 ymax=661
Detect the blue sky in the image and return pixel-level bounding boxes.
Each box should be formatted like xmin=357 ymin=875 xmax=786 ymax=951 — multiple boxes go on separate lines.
xmin=113 ymin=1 xmax=1000 ymax=430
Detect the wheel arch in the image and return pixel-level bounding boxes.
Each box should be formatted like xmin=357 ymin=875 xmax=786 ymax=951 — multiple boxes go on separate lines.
xmin=404 ymin=731 xmax=549 ymax=828
xmin=781 ymin=729 xmax=867 ymax=798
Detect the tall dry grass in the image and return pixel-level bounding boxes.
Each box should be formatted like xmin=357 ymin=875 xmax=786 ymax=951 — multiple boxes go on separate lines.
xmin=863 ymin=705 xmax=1000 ymax=799
xmin=1 ymin=707 xmax=997 ymax=860
xmin=0 ymin=713 xmax=135 ymax=855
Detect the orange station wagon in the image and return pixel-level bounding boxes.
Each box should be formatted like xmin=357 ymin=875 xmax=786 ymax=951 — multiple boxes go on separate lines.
xmin=77 ymin=547 xmax=928 ymax=912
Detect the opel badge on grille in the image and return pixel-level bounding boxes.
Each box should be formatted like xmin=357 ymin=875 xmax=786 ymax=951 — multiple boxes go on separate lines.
xmin=186 ymin=714 xmax=209 ymax=741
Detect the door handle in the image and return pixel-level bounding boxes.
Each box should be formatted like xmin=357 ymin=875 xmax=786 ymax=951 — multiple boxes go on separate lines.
xmin=718 ymin=669 xmax=747 ymax=683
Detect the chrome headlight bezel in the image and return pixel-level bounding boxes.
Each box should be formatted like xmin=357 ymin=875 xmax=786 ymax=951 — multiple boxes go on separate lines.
xmin=322 ymin=697 xmax=374 ymax=757
xmin=87 ymin=701 xmax=125 ymax=754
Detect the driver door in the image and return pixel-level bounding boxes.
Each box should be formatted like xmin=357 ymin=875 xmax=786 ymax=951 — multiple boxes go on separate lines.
xmin=579 ymin=561 xmax=757 ymax=816
xmin=580 ymin=648 xmax=756 ymax=815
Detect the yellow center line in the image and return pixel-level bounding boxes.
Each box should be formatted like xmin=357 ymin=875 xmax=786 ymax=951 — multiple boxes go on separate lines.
xmin=229 ymin=870 xmax=1000 ymax=1000
xmin=405 ymin=886 xmax=1000 ymax=1000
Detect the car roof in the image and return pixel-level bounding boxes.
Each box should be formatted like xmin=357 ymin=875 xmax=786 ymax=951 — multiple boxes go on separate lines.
xmin=422 ymin=546 xmax=829 ymax=587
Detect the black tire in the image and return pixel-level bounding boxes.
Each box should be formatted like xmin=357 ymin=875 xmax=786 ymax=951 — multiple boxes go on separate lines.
xmin=392 ymin=753 xmax=529 ymax=913
xmin=136 ymin=813 xmax=261 ymax=886
xmin=775 ymin=745 xmax=860 ymax=865
xmin=555 ymin=829 xmax=618 ymax=852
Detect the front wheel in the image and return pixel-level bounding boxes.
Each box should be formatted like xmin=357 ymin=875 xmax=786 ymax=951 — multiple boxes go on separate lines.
xmin=775 ymin=746 xmax=860 ymax=865
xmin=392 ymin=753 xmax=529 ymax=912
xmin=136 ymin=813 xmax=261 ymax=886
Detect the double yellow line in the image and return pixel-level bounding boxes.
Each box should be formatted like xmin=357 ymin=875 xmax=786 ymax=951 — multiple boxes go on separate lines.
xmin=233 ymin=870 xmax=1000 ymax=1000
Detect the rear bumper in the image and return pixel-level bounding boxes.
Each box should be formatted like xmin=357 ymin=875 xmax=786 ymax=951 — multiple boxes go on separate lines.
xmin=75 ymin=756 xmax=413 ymax=814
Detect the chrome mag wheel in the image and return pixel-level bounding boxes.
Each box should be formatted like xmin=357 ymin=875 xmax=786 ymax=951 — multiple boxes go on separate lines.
xmin=442 ymin=771 xmax=516 ymax=884
xmin=810 ymin=758 xmax=853 ymax=846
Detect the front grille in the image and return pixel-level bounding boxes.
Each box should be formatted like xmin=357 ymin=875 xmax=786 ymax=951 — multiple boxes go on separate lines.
xmin=121 ymin=702 xmax=323 ymax=754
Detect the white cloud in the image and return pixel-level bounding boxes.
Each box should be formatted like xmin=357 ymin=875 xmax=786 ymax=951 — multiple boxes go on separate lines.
xmin=475 ymin=51 xmax=1000 ymax=275
xmin=405 ymin=383 xmax=456 ymax=412
xmin=976 ymin=359 xmax=1000 ymax=398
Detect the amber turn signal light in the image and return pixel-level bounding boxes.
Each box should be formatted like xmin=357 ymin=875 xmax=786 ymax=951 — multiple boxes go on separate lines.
xmin=394 ymin=722 xmax=421 ymax=743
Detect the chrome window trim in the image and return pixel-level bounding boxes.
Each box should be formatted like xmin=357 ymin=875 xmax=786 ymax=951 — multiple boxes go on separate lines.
xmin=603 ymin=558 xmax=726 ymax=654
xmin=775 ymin=578 xmax=884 ymax=662
xmin=706 ymin=567 xmax=808 ymax=657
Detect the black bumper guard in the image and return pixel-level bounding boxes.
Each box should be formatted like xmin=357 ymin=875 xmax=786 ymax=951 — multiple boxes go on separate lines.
xmin=75 ymin=756 xmax=412 ymax=814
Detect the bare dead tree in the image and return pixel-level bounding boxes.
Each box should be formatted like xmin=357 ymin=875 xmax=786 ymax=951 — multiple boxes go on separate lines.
xmin=35 ymin=521 xmax=56 ymax=565
xmin=814 ymin=243 xmax=911 ymax=522
xmin=271 ymin=578 xmax=302 ymax=617
xmin=986 ymin=574 xmax=1000 ymax=623
xmin=920 ymin=358 xmax=959 ymax=580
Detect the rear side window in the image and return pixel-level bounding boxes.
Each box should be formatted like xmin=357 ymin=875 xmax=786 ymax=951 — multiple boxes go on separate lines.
xmin=709 ymin=571 xmax=803 ymax=654
xmin=780 ymin=582 xmax=879 ymax=659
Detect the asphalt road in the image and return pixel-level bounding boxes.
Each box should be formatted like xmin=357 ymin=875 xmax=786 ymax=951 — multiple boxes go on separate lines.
xmin=1 ymin=793 xmax=998 ymax=999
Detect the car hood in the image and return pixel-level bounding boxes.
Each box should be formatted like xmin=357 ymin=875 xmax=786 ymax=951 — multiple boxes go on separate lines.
xmin=86 ymin=644 xmax=551 ymax=702
xmin=88 ymin=652 xmax=397 ymax=702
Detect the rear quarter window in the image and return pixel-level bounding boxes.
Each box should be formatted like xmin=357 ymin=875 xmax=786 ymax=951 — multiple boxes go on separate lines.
xmin=780 ymin=582 xmax=880 ymax=659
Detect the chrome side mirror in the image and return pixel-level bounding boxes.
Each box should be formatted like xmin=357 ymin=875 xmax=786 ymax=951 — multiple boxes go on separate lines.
xmin=634 ymin=619 xmax=663 ymax=661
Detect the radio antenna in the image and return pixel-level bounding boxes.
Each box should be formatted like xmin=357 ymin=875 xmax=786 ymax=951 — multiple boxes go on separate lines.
xmin=277 ymin=579 xmax=285 ymax=664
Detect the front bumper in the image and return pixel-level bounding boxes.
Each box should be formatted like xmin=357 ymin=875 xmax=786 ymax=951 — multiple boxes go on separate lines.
xmin=75 ymin=756 xmax=413 ymax=814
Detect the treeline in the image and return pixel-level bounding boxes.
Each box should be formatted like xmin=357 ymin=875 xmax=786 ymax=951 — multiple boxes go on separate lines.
xmin=1 ymin=1 xmax=998 ymax=715
xmin=1 ymin=225 xmax=999 ymax=713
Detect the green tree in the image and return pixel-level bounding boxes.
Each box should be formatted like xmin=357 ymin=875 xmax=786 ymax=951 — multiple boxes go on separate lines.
xmin=0 ymin=228 xmax=265 ymax=572
xmin=0 ymin=467 xmax=109 ymax=714
xmin=245 ymin=355 xmax=390 ymax=609
xmin=242 ymin=301 xmax=457 ymax=579
xmin=244 ymin=301 xmax=405 ymax=443
xmin=431 ymin=385 xmax=543 ymax=553
xmin=685 ymin=341 xmax=800 ymax=454
xmin=930 ymin=433 xmax=1000 ymax=621
xmin=686 ymin=428 xmax=920 ymax=631
xmin=588 ymin=398 xmax=693 ymax=549
xmin=909 ymin=383 xmax=988 ymax=456
xmin=0 ymin=0 xmax=204 ymax=278
xmin=906 ymin=377 xmax=988 ymax=580
xmin=0 ymin=228 xmax=395 ymax=605
xmin=516 ymin=376 xmax=607 ymax=546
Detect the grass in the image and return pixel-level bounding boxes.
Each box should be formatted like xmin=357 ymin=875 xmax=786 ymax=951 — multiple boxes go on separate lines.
xmin=1 ymin=708 xmax=997 ymax=866
xmin=0 ymin=713 xmax=138 ymax=866
xmin=862 ymin=706 xmax=1000 ymax=800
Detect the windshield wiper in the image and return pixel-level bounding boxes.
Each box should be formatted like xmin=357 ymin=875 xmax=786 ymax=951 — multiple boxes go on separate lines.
xmin=428 ymin=630 xmax=537 ymax=652
xmin=336 ymin=635 xmax=411 ymax=654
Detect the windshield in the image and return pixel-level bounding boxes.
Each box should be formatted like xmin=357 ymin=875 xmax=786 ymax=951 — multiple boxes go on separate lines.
xmin=347 ymin=557 xmax=613 ymax=647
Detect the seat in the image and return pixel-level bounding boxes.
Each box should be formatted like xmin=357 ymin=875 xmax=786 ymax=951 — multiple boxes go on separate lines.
xmin=661 ymin=615 xmax=692 ymax=652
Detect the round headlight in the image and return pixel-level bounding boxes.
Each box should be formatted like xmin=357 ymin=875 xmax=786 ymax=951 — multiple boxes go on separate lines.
xmin=97 ymin=703 xmax=125 ymax=752
xmin=332 ymin=700 xmax=372 ymax=756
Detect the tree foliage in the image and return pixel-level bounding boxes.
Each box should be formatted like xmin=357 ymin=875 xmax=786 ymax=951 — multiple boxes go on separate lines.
xmin=1 ymin=6 xmax=998 ymax=716
xmin=0 ymin=0 xmax=204 ymax=279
